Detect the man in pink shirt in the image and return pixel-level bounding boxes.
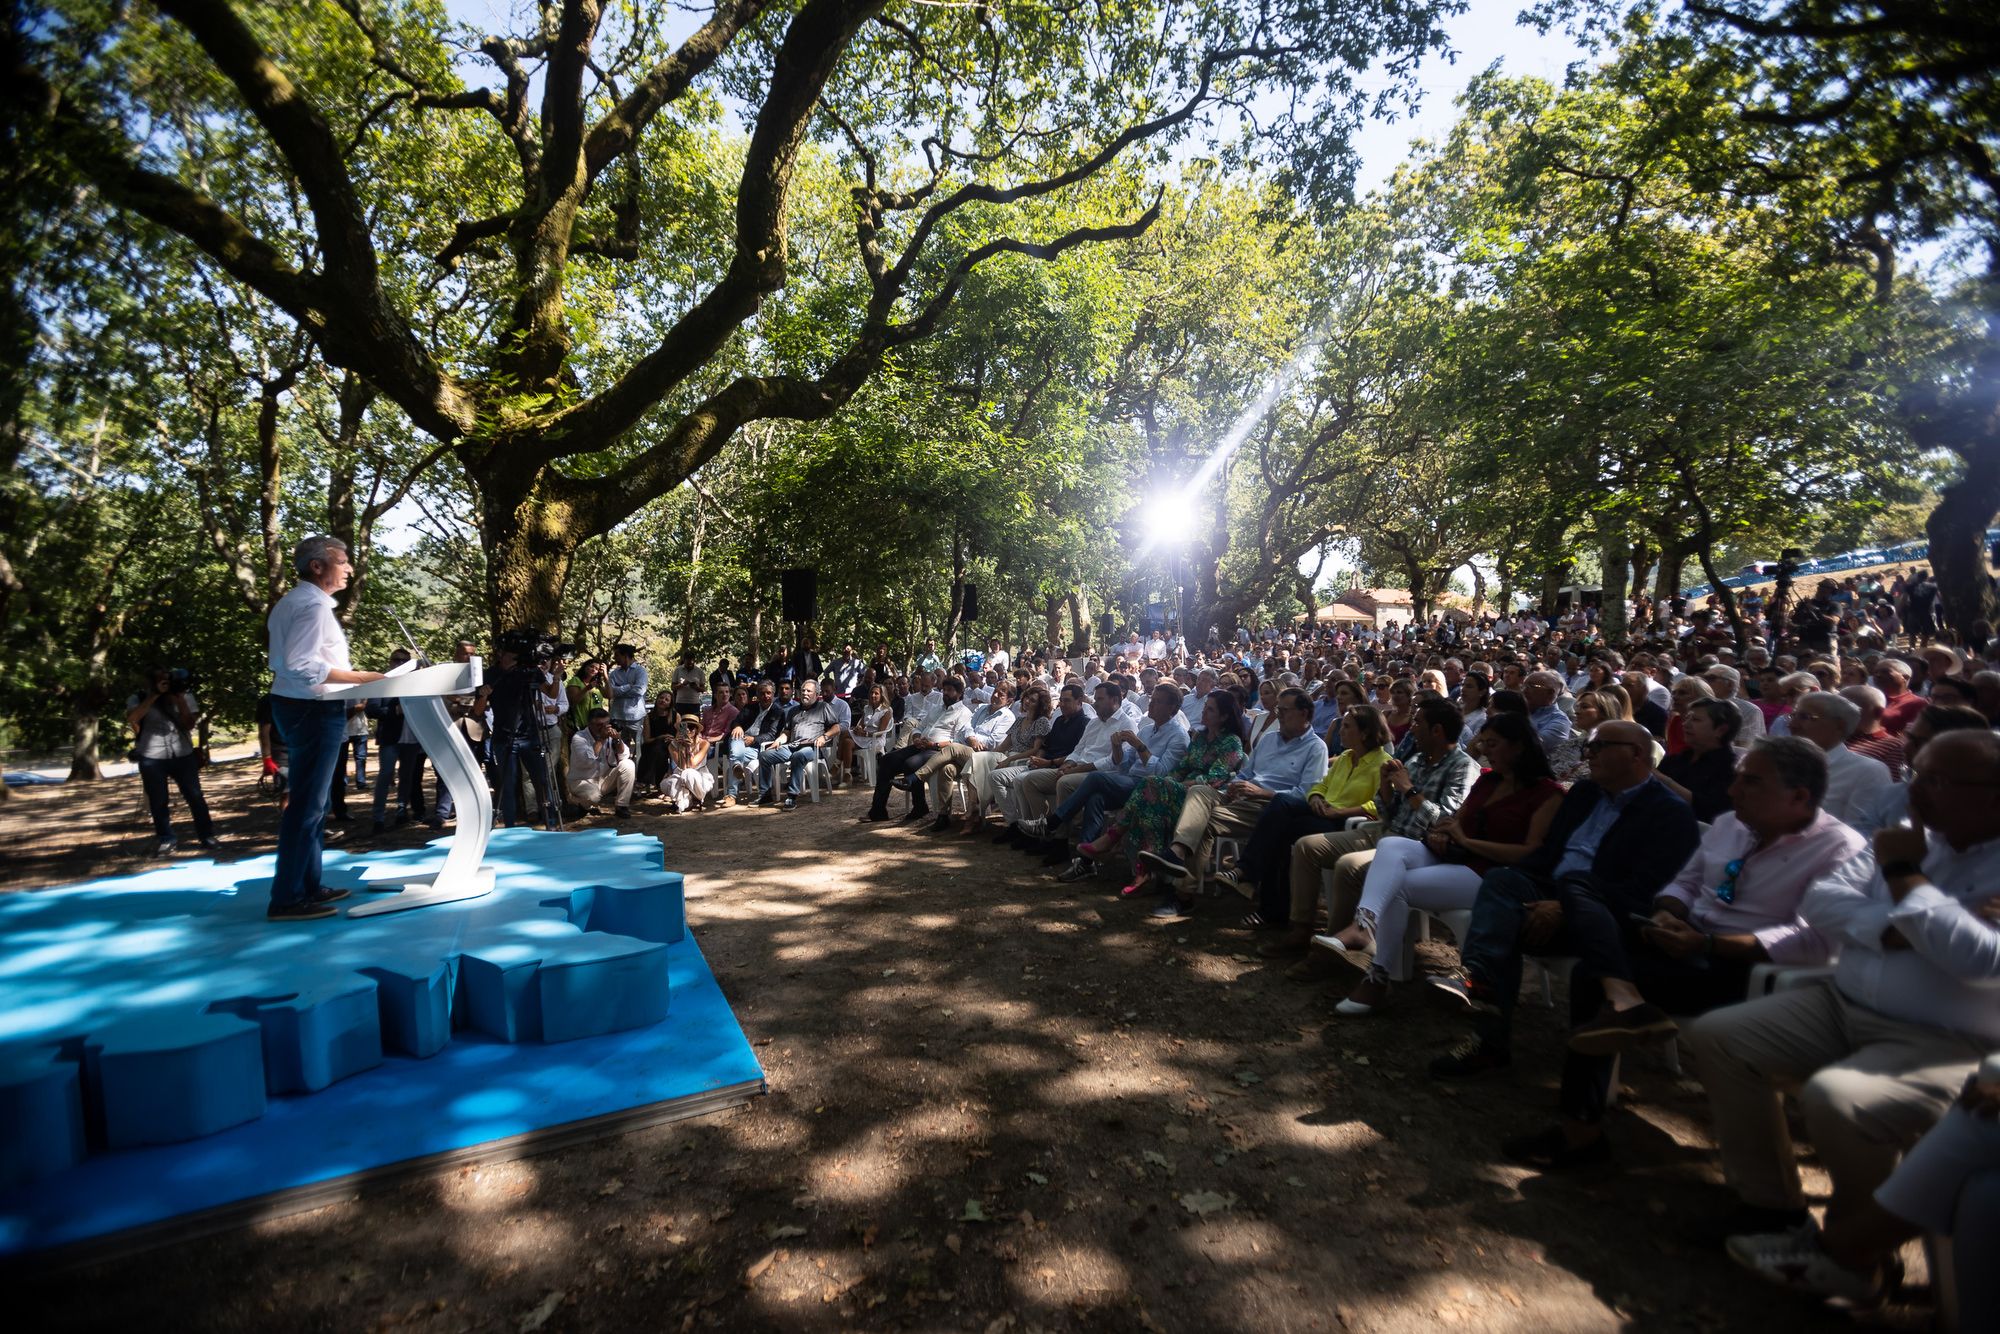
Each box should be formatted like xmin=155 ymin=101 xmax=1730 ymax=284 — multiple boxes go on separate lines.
xmin=1871 ymin=658 xmax=1925 ymax=735
xmin=1504 ymin=736 xmax=1863 ymax=1172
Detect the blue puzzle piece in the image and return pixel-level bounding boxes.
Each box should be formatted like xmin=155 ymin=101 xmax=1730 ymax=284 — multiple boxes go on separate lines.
xmin=0 ymin=1046 xmax=85 ymax=1191
xmin=0 ymin=827 xmax=687 ymax=1174
xmin=83 ymin=1010 xmax=265 ymax=1148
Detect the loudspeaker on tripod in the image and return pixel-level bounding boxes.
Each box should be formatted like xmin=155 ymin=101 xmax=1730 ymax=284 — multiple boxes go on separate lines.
xmin=780 ymin=567 xmax=818 ymax=622
xmin=960 ymin=583 xmax=980 ymax=624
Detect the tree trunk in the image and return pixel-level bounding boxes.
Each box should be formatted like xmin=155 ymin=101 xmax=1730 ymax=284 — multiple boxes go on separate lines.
xmin=1469 ymin=564 xmax=1487 ymax=617
xmin=747 ymin=603 xmax=764 ymax=670
xmin=1540 ymin=561 xmax=1570 ymax=616
xmin=1066 ymin=587 xmax=1089 ymax=654
xmin=482 ymin=479 xmax=578 ymax=636
xmin=68 ymin=710 xmax=103 ymax=783
xmin=1043 ymin=593 xmax=1064 ymax=651
xmin=1655 ymin=544 xmax=1687 ymax=600
xmin=1599 ymin=527 xmax=1630 ymax=643
xmin=942 ymin=531 xmax=967 ymax=657
xmin=1926 ymin=440 xmax=2000 ymax=637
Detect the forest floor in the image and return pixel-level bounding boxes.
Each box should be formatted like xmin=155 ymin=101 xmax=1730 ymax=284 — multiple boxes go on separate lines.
xmin=3 ymin=761 xmax=1927 ymax=1334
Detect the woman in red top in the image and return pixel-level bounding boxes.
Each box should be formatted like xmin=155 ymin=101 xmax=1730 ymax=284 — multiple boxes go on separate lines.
xmin=1316 ymin=712 xmax=1563 ymax=1016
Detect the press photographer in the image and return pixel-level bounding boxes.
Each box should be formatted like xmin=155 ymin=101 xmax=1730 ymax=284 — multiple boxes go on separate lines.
xmin=491 ymin=630 xmax=561 ymax=830
xmin=125 ymin=666 xmax=218 ymax=855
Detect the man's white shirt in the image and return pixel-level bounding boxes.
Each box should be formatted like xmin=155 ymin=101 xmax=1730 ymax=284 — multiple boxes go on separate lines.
xmin=268 ymin=582 xmax=351 ymax=698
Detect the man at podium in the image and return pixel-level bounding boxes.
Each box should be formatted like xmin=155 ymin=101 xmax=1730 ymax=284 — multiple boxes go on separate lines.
xmin=266 ymin=535 xmax=386 ymax=921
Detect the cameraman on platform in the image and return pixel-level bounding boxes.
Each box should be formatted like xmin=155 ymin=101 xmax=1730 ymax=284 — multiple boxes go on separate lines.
xmin=489 ymin=633 xmax=558 ymax=829
xmin=126 ymin=666 xmax=218 ymax=855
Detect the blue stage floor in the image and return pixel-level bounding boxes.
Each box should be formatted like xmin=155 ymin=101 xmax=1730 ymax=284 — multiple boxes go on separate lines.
xmin=0 ymin=831 xmax=764 ymax=1260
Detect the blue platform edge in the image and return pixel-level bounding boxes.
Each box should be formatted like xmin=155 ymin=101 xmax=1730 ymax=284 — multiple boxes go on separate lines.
xmin=0 ymin=932 xmax=763 ymax=1259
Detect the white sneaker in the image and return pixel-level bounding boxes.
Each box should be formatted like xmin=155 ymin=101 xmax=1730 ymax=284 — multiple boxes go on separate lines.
xmin=1726 ymin=1227 xmax=1884 ymax=1305
xmin=1017 ymin=815 xmax=1051 ymax=840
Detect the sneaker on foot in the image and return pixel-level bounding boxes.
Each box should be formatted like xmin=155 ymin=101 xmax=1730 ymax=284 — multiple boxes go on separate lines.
xmin=1425 ymin=974 xmax=1500 ymax=1015
xmin=1726 ymin=1227 xmax=1885 ymax=1305
xmin=1136 ymin=848 xmax=1189 ymax=882
xmin=1054 ymin=857 xmax=1097 ymax=883
xmin=1016 ymin=815 xmax=1052 ymax=840
xmin=155 ymin=839 xmax=178 ymax=856
xmin=1428 ymin=1035 xmax=1512 ymax=1079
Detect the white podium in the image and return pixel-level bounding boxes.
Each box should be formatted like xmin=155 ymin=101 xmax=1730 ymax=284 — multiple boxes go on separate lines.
xmin=321 ymin=656 xmax=494 ymax=916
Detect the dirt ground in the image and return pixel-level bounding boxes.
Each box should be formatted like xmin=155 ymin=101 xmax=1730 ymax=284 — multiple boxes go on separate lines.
xmin=2 ymin=762 xmax=1917 ymax=1333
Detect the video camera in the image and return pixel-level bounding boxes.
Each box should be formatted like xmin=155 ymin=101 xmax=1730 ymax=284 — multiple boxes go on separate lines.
xmin=496 ymin=628 xmax=579 ymax=663
xmin=165 ymin=667 xmax=196 ymax=693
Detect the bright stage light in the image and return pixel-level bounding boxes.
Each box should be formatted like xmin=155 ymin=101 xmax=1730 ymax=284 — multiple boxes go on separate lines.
xmin=1146 ymin=489 xmax=1198 ymax=548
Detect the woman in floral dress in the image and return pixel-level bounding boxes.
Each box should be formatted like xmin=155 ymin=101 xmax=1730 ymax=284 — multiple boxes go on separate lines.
xmin=1077 ymin=690 xmax=1246 ymax=895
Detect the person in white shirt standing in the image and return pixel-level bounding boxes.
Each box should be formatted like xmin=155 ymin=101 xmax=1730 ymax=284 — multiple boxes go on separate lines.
xmin=266 ymin=535 xmax=386 ymax=921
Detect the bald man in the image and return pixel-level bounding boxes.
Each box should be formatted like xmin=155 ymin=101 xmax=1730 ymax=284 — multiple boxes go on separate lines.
xmin=1426 ymin=720 xmax=1702 ymax=1079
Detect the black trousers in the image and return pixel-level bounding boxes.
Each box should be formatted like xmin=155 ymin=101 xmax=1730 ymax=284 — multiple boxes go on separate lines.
xmin=1560 ymin=948 xmax=1751 ymax=1123
xmin=138 ymin=753 xmax=213 ymax=842
xmin=1461 ymin=866 xmax=1648 ymax=1052
xmin=868 ymin=745 xmax=931 ymax=816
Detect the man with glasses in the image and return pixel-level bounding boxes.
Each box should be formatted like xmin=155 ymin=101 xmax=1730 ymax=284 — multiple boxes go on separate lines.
xmin=1427 ymin=720 xmax=1700 ymax=1077
xmin=1787 ymin=691 xmax=1894 ymax=830
xmin=1505 ymin=738 xmax=1860 ymax=1171
xmin=1687 ymin=729 xmax=2000 ymax=1303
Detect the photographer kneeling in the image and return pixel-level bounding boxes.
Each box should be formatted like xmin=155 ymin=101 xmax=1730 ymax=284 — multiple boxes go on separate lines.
xmin=127 ymin=667 xmax=218 ymax=855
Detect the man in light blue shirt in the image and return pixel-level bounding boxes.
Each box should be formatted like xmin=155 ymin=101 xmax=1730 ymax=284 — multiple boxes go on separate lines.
xmin=1525 ymin=670 xmax=1574 ymax=746
xmin=1022 ymin=684 xmax=1190 ymax=878
xmin=607 ymin=644 xmax=650 ymax=749
xmin=1141 ymin=687 xmax=1328 ymax=897
xmin=913 ymin=683 xmax=1018 ymax=826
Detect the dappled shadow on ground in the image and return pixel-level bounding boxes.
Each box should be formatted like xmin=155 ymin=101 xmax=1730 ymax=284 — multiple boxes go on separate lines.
xmin=6 ymin=775 xmax=1872 ymax=1333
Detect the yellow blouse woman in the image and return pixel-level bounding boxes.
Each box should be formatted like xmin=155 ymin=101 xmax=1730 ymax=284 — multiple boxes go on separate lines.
xmin=1310 ymin=705 xmax=1392 ymax=817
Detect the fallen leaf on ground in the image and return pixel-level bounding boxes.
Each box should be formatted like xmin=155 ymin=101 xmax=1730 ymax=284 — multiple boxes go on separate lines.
xmin=764 ymin=1224 xmax=807 ymax=1240
xmin=1180 ymin=1190 xmax=1236 ymax=1216
xmin=518 ymin=1291 xmax=564 ymax=1333
xmin=958 ymin=1199 xmax=991 ymax=1223
xmin=745 ymin=1251 xmax=778 ymax=1285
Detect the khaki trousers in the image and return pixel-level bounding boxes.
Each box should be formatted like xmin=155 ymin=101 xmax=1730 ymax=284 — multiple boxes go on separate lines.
xmin=1169 ymin=786 xmax=1271 ymax=867
xmin=1286 ymin=823 xmax=1381 ymax=926
xmin=918 ymin=742 xmax=976 ymax=813
xmin=1014 ymin=766 xmax=1066 ymax=822
xmin=1681 ymin=981 xmax=1984 ymax=1221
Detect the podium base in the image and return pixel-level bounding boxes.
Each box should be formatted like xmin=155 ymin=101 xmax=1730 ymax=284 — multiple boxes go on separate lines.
xmin=345 ymin=868 xmax=497 ymax=917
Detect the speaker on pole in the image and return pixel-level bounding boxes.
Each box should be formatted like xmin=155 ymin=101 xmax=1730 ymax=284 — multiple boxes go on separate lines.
xmin=961 ymin=583 xmax=980 ymax=624
xmin=1097 ymin=612 xmax=1116 ymax=639
xmin=780 ymin=567 xmax=818 ymax=622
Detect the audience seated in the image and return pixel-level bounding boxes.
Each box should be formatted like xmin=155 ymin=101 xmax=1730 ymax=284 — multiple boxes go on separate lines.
xmin=1656 ymin=697 xmax=1742 ymax=822
xmin=1425 ymin=719 xmax=1700 ymax=1078
xmin=1686 ymin=731 xmax=2000 ymax=1303
xmin=1787 ymin=690 xmax=1895 ymax=830
xmin=1019 ymin=683 xmax=1190 ymax=878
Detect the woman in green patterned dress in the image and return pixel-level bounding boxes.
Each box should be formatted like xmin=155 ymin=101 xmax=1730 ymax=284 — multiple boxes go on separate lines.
xmin=1078 ymin=690 xmax=1246 ymax=895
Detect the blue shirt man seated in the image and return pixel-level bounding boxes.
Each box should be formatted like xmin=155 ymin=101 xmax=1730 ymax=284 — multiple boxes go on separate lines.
xmin=1019 ymin=683 xmax=1191 ymax=881
xmin=1426 ymin=719 xmax=1699 ymax=1078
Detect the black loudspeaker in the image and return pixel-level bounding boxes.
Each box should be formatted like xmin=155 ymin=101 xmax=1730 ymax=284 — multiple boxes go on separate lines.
xmin=961 ymin=583 xmax=980 ymax=624
xmin=780 ymin=567 xmax=817 ymax=622
xmin=1097 ymin=612 xmax=1116 ymax=638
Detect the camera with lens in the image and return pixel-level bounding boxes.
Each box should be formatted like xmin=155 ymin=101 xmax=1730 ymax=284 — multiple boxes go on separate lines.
xmin=166 ymin=667 xmax=196 ymax=693
xmin=497 ymin=628 xmax=578 ymax=663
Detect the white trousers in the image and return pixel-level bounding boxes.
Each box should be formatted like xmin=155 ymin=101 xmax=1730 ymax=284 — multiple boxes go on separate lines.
xmin=569 ymin=759 xmax=636 ymax=808
xmin=660 ymin=764 xmax=714 ymax=812
xmin=1351 ymin=834 xmax=1483 ymax=981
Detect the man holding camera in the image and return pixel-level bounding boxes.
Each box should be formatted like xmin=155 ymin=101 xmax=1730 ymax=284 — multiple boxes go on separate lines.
xmin=568 ymin=707 xmax=637 ymax=818
xmin=490 ymin=634 xmax=558 ymax=830
xmin=126 ymin=667 xmax=218 ymax=856
xmin=266 ymin=535 xmax=386 ymax=921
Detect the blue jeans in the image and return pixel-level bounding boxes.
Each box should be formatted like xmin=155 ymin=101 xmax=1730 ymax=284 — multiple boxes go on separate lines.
xmin=760 ymin=742 xmax=823 ymax=796
xmin=271 ymin=697 xmax=348 ymax=908
xmin=724 ymin=738 xmax=759 ymax=796
xmin=496 ymin=732 xmax=555 ymax=829
xmin=347 ymin=737 xmax=368 ymax=787
xmin=1052 ymin=771 xmax=1138 ymax=845
xmin=371 ymin=741 xmax=402 ymax=823
xmin=1459 ymin=866 xmax=1637 ymax=1052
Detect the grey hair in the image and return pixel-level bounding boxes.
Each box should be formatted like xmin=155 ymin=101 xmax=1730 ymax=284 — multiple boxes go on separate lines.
xmin=292 ymin=534 xmax=349 ymax=579
xmin=1525 ymin=669 xmax=1565 ymax=692
xmin=1839 ymin=683 xmax=1886 ymax=715
xmin=1778 ymin=671 xmax=1819 ymax=695
xmin=1752 ymin=736 xmax=1830 ymax=809
xmin=1804 ymin=690 xmax=1863 ymax=740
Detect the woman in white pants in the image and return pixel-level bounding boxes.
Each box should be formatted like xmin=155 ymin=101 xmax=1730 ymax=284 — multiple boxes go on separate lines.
xmin=1315 ymin=712 xmax=1564 ymax=1015
xmin=658 ymin=718 xmax=715 ymax=813
xmin=850 ymin=683 xmax=895 ymax=780
xmin=960 ymin=684 xmax=1053 ymax=833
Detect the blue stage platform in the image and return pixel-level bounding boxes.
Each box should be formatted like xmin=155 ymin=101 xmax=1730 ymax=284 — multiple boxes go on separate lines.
xmin=0 ymin=828 xmax=764 ymax=1260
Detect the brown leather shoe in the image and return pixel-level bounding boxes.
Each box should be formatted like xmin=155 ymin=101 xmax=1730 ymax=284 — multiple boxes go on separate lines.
xmin=1257 ymin=924 xmax=1314 ymax=958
